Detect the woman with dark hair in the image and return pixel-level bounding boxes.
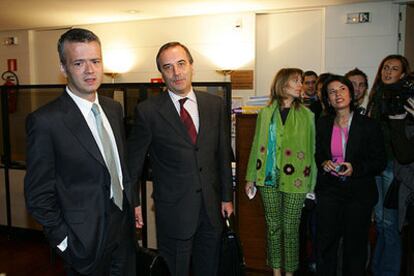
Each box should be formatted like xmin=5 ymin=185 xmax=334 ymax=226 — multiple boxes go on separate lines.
xmin=368 ymin=55 xmax=411 ymax=276
xmin=245 ymin=68 xmax=317 ymax=276
xmin=315 ymin=75 xmax=386 ymax=275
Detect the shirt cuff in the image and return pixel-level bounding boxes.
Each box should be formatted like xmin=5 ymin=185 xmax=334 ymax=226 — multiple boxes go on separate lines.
xmin=57 ymin=236 xmax=68 ymax=252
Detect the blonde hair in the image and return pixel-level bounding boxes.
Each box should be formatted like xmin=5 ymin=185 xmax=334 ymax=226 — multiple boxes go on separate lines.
xmin=269 ymin=68 xmax=303 ymax=108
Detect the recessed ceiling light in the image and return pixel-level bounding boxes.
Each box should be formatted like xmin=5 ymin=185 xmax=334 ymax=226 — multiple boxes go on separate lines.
xmin=126 ymin=10 xmax=140 ymax=14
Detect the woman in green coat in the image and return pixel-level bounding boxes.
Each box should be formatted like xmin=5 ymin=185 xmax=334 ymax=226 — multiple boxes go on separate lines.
xmin=245 ymin=68 xmax=316 ymax=276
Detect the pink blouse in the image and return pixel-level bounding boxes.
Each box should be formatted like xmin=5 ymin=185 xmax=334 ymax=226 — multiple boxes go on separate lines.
xmin=331 ymin=125 xmax=349 ymax=175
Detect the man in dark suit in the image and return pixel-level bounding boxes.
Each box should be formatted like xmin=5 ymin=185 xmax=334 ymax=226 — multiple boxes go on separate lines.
xmin=24 ymin=28 xmax=137 ymax=275
xmin=128 ymin=41 xmax=234 ymax=276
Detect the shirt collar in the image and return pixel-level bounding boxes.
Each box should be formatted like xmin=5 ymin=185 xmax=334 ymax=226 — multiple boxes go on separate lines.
xmin=66 ymin=87 xmax=100 ymax=118
xmin=168 ymin=89 xmax=197 ymax=104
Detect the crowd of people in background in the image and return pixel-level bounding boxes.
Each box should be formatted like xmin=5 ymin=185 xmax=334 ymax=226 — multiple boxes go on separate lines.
xmin=246 ymin=55 xmax=414 ymax=276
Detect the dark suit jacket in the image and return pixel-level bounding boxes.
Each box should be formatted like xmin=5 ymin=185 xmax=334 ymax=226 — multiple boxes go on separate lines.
xmin=24 ymin=91 xmax=134 ymax=274
xmin=127 ymin=91 xmax=232 ymax=239
xmin=315 ymin=113 xmax=386 ymax=206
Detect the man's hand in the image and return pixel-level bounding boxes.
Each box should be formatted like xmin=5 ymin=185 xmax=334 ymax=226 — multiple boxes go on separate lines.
xmin=134 ymin=206 xmax=144 ymax=229
xmin=221 ymin=201 xmax=234 ymax=218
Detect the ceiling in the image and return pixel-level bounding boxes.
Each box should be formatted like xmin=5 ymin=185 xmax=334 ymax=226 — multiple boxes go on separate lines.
xmin=0 ymin=0 xmax=406 ymax=32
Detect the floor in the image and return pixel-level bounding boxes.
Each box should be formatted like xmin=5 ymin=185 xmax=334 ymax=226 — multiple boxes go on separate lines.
xmin=0 ymin=227 xmax=305 ymax=276
xmin=0 ymin=228 xmax=64 ymax=275
xmin=1 ymin=226 xmax=412 ymax=276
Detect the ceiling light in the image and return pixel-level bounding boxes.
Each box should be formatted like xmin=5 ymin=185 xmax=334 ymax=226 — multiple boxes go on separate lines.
xmin=126 ymin=10 xmax=139 ymax=14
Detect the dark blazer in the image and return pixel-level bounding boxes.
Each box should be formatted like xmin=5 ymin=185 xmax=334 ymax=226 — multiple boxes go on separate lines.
xmin=24 ymin=92 xmax=134 ymax=274
xmin=127 ymin=91 xmax=233 ymax=239
xmin=315 ymin=113 xmax=387 ymax=205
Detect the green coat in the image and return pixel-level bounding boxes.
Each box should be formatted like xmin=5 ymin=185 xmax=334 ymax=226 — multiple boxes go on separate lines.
xmin=245 ymin=102 xmax=316 ymax=193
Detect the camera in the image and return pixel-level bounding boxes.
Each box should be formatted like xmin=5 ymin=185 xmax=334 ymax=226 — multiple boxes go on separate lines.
xmin=381 ymin=75 xmax=414 ymax=116
xmin=335 ymin=164 xmax=346 ymax=173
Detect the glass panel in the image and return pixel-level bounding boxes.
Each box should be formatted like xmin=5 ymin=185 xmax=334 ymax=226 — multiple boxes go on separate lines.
xmin=0 ymin=83 xmax=230 ymax=168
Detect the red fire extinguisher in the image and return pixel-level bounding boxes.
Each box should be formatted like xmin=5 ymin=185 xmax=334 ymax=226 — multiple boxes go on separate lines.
xmin=1 ymin=71 xmax=19 ymax=114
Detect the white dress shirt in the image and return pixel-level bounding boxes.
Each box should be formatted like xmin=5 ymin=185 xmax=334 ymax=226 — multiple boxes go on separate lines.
xmin=168 ymin=89 xmax=199 ymax=132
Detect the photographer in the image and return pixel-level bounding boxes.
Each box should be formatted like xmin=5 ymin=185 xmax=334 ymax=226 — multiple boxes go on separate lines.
xmin=368 ymin=55 xmax=411 ymax=276
xmin=388 ymin=94 xmax=414 ymax=249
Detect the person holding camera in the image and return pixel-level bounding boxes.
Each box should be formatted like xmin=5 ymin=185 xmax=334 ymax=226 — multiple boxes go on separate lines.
xmin=315 ymin=75 xmax=386 ymax=275
xmin=368 ymin=55 xmax=411 ymax=276
xmin=388 ymin=85 xmax=414 ymax=253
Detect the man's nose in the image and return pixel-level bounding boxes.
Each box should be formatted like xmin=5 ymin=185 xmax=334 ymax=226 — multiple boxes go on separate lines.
xmin=172 ymin=64 xmax=180 ymax=75
xmin=85 ymin=62 xmax=94 ymax=73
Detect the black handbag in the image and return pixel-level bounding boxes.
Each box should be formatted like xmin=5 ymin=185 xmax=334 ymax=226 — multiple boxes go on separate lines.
xmin=218 ymin=215 xmax=246 ymax=276
xmin=383 ymin=178 xmax=400 ymax=209
xmin=136 ymin=245 xmax=170 ymax=276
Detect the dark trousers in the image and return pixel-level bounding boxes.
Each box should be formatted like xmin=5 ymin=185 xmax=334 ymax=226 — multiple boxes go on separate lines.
xmin=157 ymin=200 xmax=222 ymax=276
xmin=66 ymin=197 xmax=135 ymax=276
xmin=299 ymin=207 xmax=317 ymax=271
xmin=316 ymin=189 xmax=372 ymax=276
xmin=406 ymin=204 xmax=414 ymax=252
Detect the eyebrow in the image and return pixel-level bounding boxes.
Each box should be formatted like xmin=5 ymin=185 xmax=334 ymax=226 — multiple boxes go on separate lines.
xmin=72 ymin=58 xmax=101 ymax=62
xmin=162 ymin=59 xmax=186 ymax=66
xmin=329 ymin=85 xmax=345 ymax=91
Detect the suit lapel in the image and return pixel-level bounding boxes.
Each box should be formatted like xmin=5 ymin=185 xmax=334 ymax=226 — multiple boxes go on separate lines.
xmin=326 ymin=115 xmax=335 ymax=158
xmin=344 ymin=113 xmax=360 ymax=161
xmin=195 ymin=91 xmax=209 ymax=146
xmin=61 ymin=92 xmax=106 ymax=168
xmin=158 ymin=91 xmax=194 ymax=144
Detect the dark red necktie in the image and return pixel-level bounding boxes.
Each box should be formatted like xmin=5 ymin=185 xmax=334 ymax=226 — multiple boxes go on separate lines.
xmin=179 ymin=98 xmax=197 ymax=144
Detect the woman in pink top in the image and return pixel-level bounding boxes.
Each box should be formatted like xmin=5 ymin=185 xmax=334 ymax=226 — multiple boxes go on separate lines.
xmin=315 ymin=75 xmax=386 ymax=276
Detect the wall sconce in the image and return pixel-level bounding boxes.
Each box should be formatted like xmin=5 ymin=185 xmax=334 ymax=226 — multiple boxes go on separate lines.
xmin=104 ymin=72 xmax=119 ymax=83
xmin=216 ymin=69 xmax=234 ymax=81
xmin=103 ymin=47 xmax=134 ymax=82
xmin=104 ymin=72 xmax=125 ymax=113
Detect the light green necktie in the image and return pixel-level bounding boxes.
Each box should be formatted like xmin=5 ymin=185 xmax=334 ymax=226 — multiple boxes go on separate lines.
xmin=91 ymin=103 xmax=123 ymax=210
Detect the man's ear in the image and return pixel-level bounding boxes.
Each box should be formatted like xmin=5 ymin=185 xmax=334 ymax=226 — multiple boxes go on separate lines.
xmin=60 ymin=63 xmax=67 ymax=77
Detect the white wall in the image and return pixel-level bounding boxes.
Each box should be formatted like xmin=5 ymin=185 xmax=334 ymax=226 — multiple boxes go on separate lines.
xmin=325 ymin=1 xmax=400 ymax=90
xmin=254 ymin=1 xmax=401 ymax=99
xmin=0 ymin=1 xmax=402 ymax=94
xmin=256 ymin=9 xmax=325 ymax=96
xmin=31 ymin=29 xmax=67 ymax=84
xmin=14 ymin=12 xmax=256 ymax=97
xmin=84 ymin=13 xmax=255 ymax=84
xmin=0 ymin=30 xmax=32 ymax=84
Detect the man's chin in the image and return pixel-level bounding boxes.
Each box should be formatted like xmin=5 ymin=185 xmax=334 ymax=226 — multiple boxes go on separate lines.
xmin=171 ymin=86 xmax=191 ymax=95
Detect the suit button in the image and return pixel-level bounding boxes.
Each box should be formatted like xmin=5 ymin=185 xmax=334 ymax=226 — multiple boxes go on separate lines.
xmin=199 ymin=168 xmax=202 ymax=172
